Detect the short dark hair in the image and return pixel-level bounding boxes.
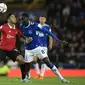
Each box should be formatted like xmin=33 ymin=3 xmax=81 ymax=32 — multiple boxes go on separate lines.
xmin=6 ymin=12 xmax=15 ymax=20
xmin=22 ymin=13 xmax=29 ymax=17
xmin=39 ymin=15 xmax=46 ymax=18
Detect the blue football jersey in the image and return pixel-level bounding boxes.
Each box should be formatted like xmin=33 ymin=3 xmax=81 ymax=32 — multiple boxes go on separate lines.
xmin=37 ymin=24 xmax=51 ymax=47
xmin=20 ymin=21 xmax=59 ymax=50
xmin=20 ymin=21 xmax=43 ymax=50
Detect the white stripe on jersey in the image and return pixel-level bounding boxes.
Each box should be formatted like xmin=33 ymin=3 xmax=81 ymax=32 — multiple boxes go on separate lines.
xmin=38 ymin=23 xmax=51 ymax=31
xmin=26 ymin=21 xmax=34 ymax=28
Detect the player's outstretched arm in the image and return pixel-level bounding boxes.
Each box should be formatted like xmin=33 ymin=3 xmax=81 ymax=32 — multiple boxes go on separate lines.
xmin=40 ymin=27 xmax=68 ymax=44
xmin=41 ymin=27 xmax=59 ymax=41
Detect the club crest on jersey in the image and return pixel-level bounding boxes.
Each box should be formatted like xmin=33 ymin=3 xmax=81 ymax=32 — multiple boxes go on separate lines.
xmin=28 ymin=30 xmax=32 ymax=34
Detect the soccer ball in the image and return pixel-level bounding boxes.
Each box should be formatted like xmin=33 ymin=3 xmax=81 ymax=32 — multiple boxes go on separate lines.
xmin=0 ymin=3 xmax=7 ymax=13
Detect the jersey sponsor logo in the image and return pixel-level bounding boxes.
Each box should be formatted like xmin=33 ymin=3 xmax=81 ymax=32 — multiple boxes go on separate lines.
xmin=6 ymin=34 xmax=15 ymax=38
xmin=36 ymin=31 xmax=44 ymax=37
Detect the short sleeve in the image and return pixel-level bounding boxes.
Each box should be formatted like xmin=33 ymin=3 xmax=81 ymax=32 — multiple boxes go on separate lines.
xmin=0 ymin=25 xmax=3 ymax=31
xmin=46 ymin=24 xmax=51 ymax=32
xmin=49 ymin=27 xmax=51 ymax=32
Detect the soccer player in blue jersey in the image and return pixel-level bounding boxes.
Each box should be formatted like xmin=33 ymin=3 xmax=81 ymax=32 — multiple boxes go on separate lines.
xmin=33 ymin=16 xmax=53 ymax=79
xmin=19 ymin=13 xmax=70 ymax=83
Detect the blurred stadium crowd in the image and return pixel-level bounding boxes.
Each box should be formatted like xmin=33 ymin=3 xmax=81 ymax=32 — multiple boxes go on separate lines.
xmin=0 ymin=0 xmax=85 ymax=69
xmin=46 ymin=0 xmax=85 ymax=68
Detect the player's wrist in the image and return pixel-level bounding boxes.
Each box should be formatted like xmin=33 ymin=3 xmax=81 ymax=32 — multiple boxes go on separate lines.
xmin=59 ymin=40 xmax=68 ymax=45
xmin=25 ymin=37 xmax=32 ymax=43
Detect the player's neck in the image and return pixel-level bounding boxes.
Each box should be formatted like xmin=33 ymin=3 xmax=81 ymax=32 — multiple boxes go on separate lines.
xmin=8 ymin=23 xmax=15 ymax=29
xmin=40 ymin=23 xmax=45 ymax=25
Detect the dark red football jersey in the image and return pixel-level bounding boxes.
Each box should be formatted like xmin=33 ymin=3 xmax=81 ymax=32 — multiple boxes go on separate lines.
xmin=0 ymin=23 xmax=23 ymax=51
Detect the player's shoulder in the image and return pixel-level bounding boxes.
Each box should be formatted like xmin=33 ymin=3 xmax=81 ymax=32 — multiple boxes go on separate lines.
xmin=38 ymin=23 xmax=42 ymax=28
xmin=30 ymin=21 xmax=39 ymax=29
xmin=0 ymin=24 xmax=7 ymax=29
xmin=2 ymin=24 xmax=8 ymax=27
xmin=29 ymin=21 xmax=35 ymax=25
xmin=44 ymin=24 xmax=51 ymax=31
xmin=37 ymin=23 xmax=50 ymax=29
xmin=16 ymin=26 xmax=20 ymax=30
xmin=44 ymin=24 xmax=50 ymax=29
xmin=19 ymin=23 xmax=23 ymax=27
xmin=44 ymin=24 xmax=49 ymax=27
xmin=19 ymin=23 xmax=23 ymax=26
xmin=0 ymin=25 xmax=3 ymax=29
xmin=26 ymin=21 xmax=37 ymax=28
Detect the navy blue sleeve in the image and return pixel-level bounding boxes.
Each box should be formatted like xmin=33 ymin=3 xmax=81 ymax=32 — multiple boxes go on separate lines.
xmin=40 ymin=26 xmax=60 ymax=41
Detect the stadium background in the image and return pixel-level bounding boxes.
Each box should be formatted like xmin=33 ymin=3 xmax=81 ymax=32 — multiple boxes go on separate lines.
xmin=0 ymin=0 xmax=85 ymax=77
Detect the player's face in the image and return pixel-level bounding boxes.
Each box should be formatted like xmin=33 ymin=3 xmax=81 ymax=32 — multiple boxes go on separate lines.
xmin=8 ymin=14 xmax=16 ymax=24
xmin=39 ymin=17 xmax=46 ymax=25
xmin=21 ymin=16 xmax=29 ymax=26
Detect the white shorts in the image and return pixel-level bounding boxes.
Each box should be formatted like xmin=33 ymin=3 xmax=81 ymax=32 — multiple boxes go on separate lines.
xmin=41 ymin=47 xmax=48 ymax=53
xmin=25 ymin=46 xmax=48 ymax=63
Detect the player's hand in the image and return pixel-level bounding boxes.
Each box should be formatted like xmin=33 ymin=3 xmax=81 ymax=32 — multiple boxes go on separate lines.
xmin=59 ymin=40 xmax=68 ymax=45
xmin=25 ymin=37 xmax=33 ymax=43
xmin=49 ymin=44 xmax=52 ymax=50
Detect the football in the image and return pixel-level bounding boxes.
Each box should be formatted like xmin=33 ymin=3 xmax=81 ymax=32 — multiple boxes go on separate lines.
xmin=0 ymin=3 xmax=7 ymax=13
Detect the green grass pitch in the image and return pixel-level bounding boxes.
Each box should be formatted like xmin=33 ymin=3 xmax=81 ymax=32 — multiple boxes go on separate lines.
xmin=0 ymin=76 xmax=85 ymax=85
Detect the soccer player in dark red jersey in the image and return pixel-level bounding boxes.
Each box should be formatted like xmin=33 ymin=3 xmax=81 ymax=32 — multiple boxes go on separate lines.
xmin=0 ymin=13 xmax=31 ymax=82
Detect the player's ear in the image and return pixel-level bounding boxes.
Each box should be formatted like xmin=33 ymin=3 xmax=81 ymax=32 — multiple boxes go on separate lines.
xmin=44 ymin=17 xmax=46 ymax=21
xmin=7 ymin=19 xmax=10 ymax=23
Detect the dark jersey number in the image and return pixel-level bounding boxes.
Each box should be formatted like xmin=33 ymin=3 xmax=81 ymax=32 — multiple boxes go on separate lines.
xmin=41 ymin=50 xmax=45 ymax=54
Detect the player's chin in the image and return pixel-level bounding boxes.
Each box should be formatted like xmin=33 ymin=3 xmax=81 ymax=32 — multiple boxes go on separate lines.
xmin=22 ymin=21 xmax=28 ymax=26
xmin=12 ymin=21 xmax=16 ymax=24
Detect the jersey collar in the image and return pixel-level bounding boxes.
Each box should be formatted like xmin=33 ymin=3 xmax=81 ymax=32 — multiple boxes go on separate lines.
xmin=38 ymin=23 xmax=47 ymax=27
xmin=7 ymin=23 xmax=16 ymax=29
xmin=25 ymin=21 xmax=30 ymax=28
